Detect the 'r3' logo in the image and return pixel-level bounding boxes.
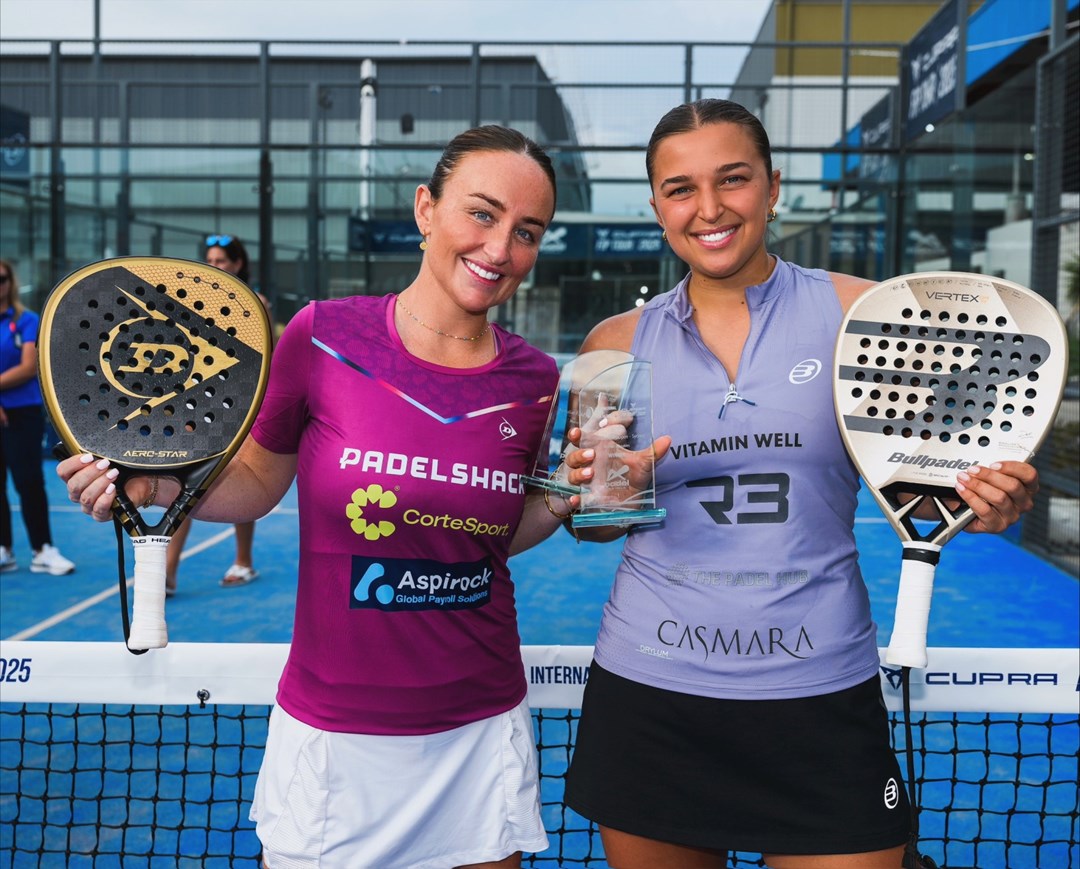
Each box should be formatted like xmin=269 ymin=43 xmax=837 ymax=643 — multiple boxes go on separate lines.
xmin=687 ymin=473 xmax=790 ymax=525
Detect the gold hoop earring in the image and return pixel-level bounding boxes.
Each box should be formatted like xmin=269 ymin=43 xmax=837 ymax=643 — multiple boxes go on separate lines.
xmin=767 ymin=209 xmax=777 ymax=223
xmin=661 ymin=230 xmax=667 ymax=242
xmin=419 ymin=238 xmax=428 ymax=251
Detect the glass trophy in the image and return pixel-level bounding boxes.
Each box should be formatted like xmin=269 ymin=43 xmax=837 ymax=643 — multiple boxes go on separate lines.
xmin=526 ymin=350 xmax=666 ymax=528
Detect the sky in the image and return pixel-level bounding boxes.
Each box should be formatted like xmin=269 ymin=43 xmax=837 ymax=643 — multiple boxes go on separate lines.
xmin=0 ymin=0 xmax=772 ymax=43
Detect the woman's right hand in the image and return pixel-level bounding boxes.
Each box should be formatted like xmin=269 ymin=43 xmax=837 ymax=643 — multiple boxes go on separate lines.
xmin=561 ymin=424 xmax=672 ymax=501
xmin=57 ymin=454 xmax=153 ymax=522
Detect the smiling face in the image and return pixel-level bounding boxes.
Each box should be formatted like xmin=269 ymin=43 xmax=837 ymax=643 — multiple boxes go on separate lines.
xmin=413 ymin=149 xmax=555 ymax=315
xmin=649 ymin=122 xmax=780 ymax=290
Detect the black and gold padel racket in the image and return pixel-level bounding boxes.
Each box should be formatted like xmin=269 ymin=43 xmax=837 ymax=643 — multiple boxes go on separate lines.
xmin=834 ymin=272 xmax=1067 ymax=669
xmin=38 ymin=257 xmax=272 ymax=651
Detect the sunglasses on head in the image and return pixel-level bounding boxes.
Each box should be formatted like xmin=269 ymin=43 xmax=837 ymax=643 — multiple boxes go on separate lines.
xmin=205 ymin=234 xmax=234 ymax=247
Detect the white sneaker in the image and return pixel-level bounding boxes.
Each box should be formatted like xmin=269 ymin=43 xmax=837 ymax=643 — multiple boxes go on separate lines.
xmin=30 ymin=544 xmax=76 ymax=576
xmin=0 ymin=546 xmax=16 ymax=573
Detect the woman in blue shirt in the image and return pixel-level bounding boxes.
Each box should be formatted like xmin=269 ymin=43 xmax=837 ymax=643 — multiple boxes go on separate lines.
xmin=0 ymin=258 xmax=76 ymax=575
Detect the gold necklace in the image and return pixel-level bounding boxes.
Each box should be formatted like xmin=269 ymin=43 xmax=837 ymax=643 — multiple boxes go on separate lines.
xmin=396 ymin=296 xmax=490 ymax=342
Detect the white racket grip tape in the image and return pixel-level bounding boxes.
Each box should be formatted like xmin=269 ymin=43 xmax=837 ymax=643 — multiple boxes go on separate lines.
xmin=128 ymin=535 xmax=171 ymax=650
xmin=884 ymin=542 xmax=943 ymax=668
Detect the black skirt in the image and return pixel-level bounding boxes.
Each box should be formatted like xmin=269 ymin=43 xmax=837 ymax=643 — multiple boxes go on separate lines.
xmin=565 ymin=661 xmax=911 ymax=856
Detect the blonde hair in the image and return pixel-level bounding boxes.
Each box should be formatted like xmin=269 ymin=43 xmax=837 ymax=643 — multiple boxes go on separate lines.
xmin=0 ymin=258 xmax=23 ymax=319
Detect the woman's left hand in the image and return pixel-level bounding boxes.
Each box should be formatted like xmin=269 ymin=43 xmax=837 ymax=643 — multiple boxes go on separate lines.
xmin=955 ymin=460 xmax=1039 ymax=534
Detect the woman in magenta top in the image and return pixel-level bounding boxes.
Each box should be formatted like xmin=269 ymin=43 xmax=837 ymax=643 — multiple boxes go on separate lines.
xmin=60 ymin=126 xmax=581 ymax=869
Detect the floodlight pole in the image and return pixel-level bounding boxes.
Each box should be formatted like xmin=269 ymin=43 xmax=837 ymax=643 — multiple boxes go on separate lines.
xmin=359 ymin=59 xmax=377 ymax=293
xmin=359 ymin=59 xmax=377 ymax=222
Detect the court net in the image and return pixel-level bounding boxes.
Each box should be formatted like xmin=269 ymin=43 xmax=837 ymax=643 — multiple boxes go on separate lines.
xmin=1 ymin=642 xmax=1076 ymax=869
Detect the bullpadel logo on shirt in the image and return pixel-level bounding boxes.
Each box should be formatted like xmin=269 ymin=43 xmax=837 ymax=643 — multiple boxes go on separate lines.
xmin=350 ymin=555 xmax=494 ymax=611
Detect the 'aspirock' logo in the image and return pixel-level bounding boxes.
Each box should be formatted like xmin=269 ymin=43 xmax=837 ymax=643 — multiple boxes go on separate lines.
xmin=347 ymin=484 xmax=397 ymax=540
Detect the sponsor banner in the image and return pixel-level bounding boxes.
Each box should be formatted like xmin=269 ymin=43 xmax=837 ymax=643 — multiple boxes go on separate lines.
xmin=858 ymin=92 xmax=895 ymax=182
xmin=877 ymin=647 xmax=1079 ymax=713
xmin=542 ymin=223 xmax=664 ymax=260
xmin=348 ymin=217 xmax=663 ymax=259
xmin=0 ymin=103 xmax=30 ymax=186
xmin=902 ymin=0 xmax=965 ymax=142
xmin=522 ymin=644 xmax=594 ymax=708
xmin=347 ymin=218 xmax=422 ymax=253
xmin=0 ymin=641 xmax=289 ymax=706
xmin=1 ymin=643 xmax=1075 ymax=712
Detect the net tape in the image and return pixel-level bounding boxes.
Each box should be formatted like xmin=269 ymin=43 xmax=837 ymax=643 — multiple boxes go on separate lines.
xmin=2 ymin=643 xmax=1077 ymax=868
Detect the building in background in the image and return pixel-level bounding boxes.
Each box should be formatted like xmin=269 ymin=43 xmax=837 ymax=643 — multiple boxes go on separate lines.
xmin=734 ymin=0 xmax=1077 ymax=315
xmin=0 ymin=1 xmax=1076 ymax=334
xmin=0 ymin=1 xmax=1076 ymax=570
xmin=0 ymin=50 xmax=590 ymax=318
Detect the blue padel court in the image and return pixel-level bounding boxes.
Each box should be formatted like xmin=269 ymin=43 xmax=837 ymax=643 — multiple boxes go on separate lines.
xmin=2 ymin=462 xmax=1078 ymax=869
xmin=3 ymin=463 xmax=1078 ymax=648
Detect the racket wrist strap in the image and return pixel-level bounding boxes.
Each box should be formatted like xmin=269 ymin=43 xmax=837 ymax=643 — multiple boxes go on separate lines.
xmin=901 ymin=666 xmax=939 ymax=869
xmin=114 ymin=517 xmax=148 ymax=656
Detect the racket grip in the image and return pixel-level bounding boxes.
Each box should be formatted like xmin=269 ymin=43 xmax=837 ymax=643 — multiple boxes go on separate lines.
xmin=128 ymin=535 xmax=171 ymax=650
xmin=884 ymin=542 xmax=942 ymax=668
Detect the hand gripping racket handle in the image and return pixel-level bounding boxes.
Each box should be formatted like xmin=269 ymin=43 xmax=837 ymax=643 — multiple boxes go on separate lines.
xmin=127 ymin=536 xmax=171 ymax=650
xmin=884 ymin=542 xmax=942 ymax=668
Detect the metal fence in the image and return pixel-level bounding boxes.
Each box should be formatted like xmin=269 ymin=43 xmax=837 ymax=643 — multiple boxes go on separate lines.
xmin=1026 ymin=33 xmax=1079 ymax=575
xmin=0 ymin=33 xmax=1076 ymax=571
xmin=1 ymin=36 xmax=911 ymax=306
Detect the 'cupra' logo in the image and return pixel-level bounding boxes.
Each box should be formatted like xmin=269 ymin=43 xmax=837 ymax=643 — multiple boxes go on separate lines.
xmin=346 ymin=484 xmax=397 ymax=540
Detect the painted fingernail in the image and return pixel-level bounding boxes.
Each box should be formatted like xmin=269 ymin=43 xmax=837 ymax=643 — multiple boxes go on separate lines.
xmin=957 ymin=472 xmax=971 ymax=483
xmin=583 ymin=449 xmax=595 ymax=460
xmin=96 ymin=458 xmax=110 ymax=470
xmin=105 ymin=483 xmax=116 ymax=495
xmin=80 ymin=453 xmax=95 ymax=464
xmin=106 ymin=468 xmax=119 ymax=480
xmin=955 ymin=481 xmax=967 ymax=493
xmin=598 ymin=418 xmax=608 ymax=428
xmin=582 ymin=468 xmax=593 ymax=479
xmin=989 ymin=462 xmax=1002 ymax=470
xmin=968 ymin=465 xmax=982 ymax=474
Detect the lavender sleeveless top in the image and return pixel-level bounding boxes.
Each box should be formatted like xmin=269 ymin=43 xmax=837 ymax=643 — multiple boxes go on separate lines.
xmin=593 ymin=257 xmax=881 ymax=699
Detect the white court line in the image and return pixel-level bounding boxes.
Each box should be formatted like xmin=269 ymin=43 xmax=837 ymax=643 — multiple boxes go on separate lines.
xmin=5 ymin=528 xmax=235 ymax=641
xmin=5 ymin=505 xmax=296 ymax=641
xmin=6 ymin=506 xmax=872 ymax=641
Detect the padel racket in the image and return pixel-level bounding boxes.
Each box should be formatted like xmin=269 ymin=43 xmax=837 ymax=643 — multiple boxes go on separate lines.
xmin=834 ymin=272 xmax=1067 ymax=668
xmin=38 ymin=257 xmax=272 ymax=651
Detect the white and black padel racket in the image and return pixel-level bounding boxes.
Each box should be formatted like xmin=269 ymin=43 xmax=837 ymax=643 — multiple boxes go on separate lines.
xmin=38 ymin=257 xmax=272 ymax=651
xmin=834 ymin=272 xmax=1068 ymax=668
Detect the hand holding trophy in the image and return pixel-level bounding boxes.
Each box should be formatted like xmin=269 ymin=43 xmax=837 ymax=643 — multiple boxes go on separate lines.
xmin=527 ymin=350 xmax=666 ymax=528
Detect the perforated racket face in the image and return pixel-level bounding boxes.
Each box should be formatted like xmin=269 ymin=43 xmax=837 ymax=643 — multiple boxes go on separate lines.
xmin=38 ymin=257 xmax=272 ymax=471
xmin=835 ymin=272 xmax=1068 ymax=493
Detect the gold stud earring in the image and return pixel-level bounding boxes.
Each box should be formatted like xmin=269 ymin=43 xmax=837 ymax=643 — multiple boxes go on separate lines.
xmin=661 ymin=230 xmax=667 ymax=242
xmin=767 ymin=209 xmax=777 ymax=223
xmin=419 ymin=238 xmax=428 ymax=251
